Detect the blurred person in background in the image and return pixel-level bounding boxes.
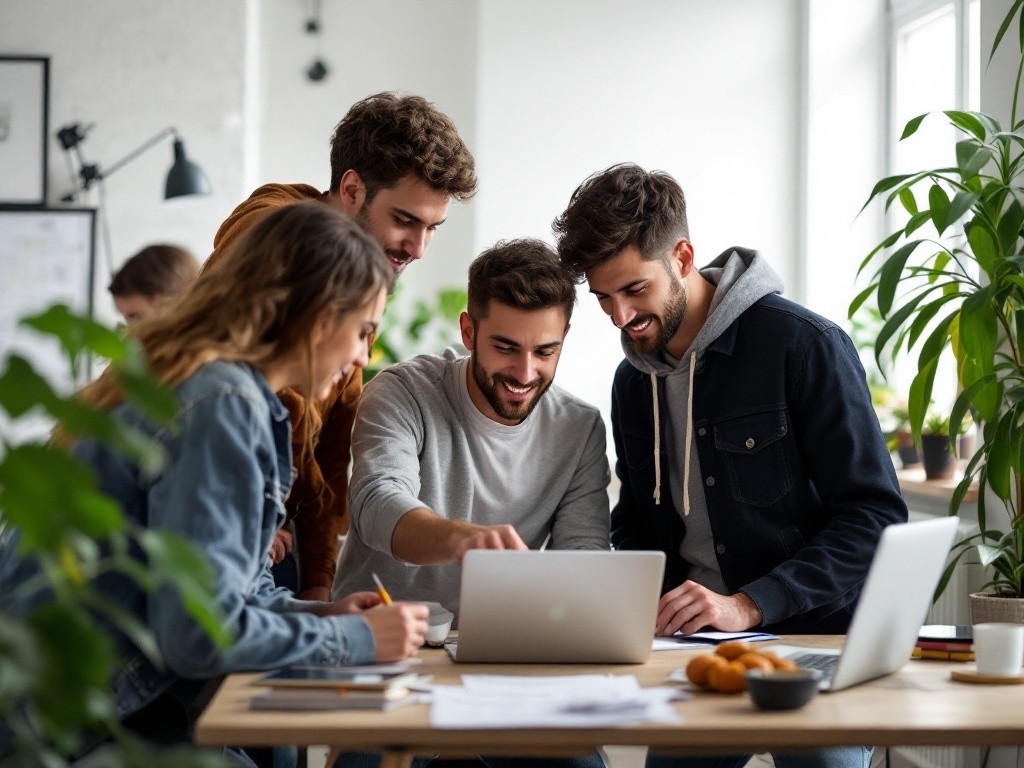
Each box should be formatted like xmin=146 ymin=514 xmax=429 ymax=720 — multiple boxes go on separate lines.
xmin=108 ymin=243 xmax=200 ymax=325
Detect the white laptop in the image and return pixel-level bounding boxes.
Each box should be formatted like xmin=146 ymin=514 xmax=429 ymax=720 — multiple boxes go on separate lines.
xmin=445 ymin=549 xmax=666 ymax=664
xmin=772 ymin=516 xmax=959 ymax=691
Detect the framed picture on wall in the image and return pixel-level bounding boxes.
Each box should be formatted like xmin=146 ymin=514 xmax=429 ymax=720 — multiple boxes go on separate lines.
xmin=0 ymin=56 xmax=49 ymax=206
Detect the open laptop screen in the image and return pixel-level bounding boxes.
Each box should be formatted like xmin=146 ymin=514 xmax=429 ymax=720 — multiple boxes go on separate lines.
xmin=449 ymin=550 xmax=665 ymax=664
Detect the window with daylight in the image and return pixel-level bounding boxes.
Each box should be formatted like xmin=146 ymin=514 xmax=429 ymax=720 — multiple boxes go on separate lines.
xmin=878 ymin=0 xmax=980 ymax=424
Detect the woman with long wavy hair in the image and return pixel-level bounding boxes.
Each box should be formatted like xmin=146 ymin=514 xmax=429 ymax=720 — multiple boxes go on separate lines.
xmin=34 ymin=201 xmax=428 ymax=756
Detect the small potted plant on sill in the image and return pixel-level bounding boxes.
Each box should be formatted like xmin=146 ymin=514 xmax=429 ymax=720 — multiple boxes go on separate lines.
xmin=920 ymin=411 xmax=956 ymax=481
xmin=889 ymin=405 xmax=921 ymax=469
xmin=850 ymin=307 xmax=913 ymax=462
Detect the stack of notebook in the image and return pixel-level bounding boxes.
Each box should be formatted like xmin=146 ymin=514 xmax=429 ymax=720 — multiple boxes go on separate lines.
xmin=911 ymin=624 xmax=974 ymax=662
xmin=249 ymin=665 xmax=425 ymax=711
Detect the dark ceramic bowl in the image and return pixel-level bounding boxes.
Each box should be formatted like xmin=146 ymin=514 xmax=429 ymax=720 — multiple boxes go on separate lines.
xmin=746 ymin=669 xmax=823 ymax=711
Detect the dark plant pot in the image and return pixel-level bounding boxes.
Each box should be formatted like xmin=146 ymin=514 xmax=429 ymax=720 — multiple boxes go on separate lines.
xmin=921 ymin=434 xmax=955 ymax=480
xmin=896 ymin=430 xmax=920 ymax=468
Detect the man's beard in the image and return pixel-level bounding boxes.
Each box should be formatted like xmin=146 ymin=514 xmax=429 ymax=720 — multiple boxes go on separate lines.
xmin=471 ymin=355 xmax=552 ymax=423
xmin=623 ymin=282 xmax=687 ymax=354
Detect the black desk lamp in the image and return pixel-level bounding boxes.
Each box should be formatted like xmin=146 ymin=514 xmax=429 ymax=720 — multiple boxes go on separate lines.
xmin=57 ymin=123 xmax=211 ymax=202
xmin=56 ymin=123 xmax=211 ymax=275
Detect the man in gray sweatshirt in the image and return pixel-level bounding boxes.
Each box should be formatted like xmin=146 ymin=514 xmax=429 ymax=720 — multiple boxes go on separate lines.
xmin=332 ymin=238 xmax=611 ymax=614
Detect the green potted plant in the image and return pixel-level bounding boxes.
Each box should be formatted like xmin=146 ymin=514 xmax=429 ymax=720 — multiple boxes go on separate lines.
xmin=889 ymin=405 xmax=921 ymax=469
xmin=0 ymin=305 xmax=229 ymax=766
xmin=849 ymin=3 xmax=1024 ymax=613
xmin=849 ymin=306 xmax=922 ymax=466
xmin=920 ymin=411 xmax=956 ymax=481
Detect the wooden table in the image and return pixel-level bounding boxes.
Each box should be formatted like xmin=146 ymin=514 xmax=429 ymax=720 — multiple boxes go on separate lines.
xmin=194 ymin=637 xmax=1024 ymax=767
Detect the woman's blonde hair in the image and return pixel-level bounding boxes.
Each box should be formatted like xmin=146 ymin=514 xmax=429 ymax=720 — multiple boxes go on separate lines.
xmin=75 ymin=201 xmax=391 ymax=471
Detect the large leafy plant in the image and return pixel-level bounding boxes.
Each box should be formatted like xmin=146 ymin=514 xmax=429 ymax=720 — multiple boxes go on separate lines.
xmin=0 ymin=305 xmax=230 ymax=767
xmin=850 ymin=3 xmax=1024 ymax=598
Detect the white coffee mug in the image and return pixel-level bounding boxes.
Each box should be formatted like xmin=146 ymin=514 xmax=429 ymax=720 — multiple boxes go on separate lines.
xmin=420 ymin=601 xmax=454 ymax=647
xmin=973 ymin=622 xmax=1024 ymax=677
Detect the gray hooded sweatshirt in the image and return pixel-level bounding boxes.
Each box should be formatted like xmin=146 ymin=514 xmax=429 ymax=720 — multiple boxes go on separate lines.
xmin=621 ymin=247 xmax=783 ymax=592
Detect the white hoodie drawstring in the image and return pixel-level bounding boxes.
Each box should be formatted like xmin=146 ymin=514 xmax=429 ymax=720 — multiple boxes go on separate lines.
xmin=682 ymin=351 xmax=696 ymax=517
xmin=650 ymin=352 xmax=696 ymax=515
xmin=650 ymin=373 xmax=661 ymax=505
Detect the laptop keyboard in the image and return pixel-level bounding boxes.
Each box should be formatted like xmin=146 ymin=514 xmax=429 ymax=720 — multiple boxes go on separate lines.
xmin=790 ymin=652 xmax=838 ymax=680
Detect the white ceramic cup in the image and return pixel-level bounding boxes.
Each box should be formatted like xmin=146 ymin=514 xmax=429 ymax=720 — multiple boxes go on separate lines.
xmin=973 ymin=622 xmax=1024 ymax=677
xmin=420 ymin=601 xmax=454 ymax=647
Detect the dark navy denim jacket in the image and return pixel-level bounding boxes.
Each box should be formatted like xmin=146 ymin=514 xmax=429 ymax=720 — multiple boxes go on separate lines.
xmin=0 ymin=361 xmax=374 ymax=722
xmin=610 ymin=294 xmax=908 ymax=634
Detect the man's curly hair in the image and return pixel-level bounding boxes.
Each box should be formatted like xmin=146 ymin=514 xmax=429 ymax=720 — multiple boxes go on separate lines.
xmin=553 ymin=163 xmax=688 ymax=283
xmin=329 ymin=92 xmax=477 ymax=202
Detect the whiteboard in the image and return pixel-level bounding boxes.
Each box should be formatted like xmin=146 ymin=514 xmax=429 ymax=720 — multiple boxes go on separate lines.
xmin=0 ymin=207 xmax=96 ymax=442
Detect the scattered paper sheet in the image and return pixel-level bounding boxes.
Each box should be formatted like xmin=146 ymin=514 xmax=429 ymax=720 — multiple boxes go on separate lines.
xmin=430 ymin=674 xmax=684 ymax=728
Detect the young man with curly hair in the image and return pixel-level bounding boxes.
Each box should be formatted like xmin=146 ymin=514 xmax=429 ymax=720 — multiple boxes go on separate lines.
xmin=209 ymin=92 xmax=477 ymax=602
xmin=554 ymin=163 xmax=907 ymax=768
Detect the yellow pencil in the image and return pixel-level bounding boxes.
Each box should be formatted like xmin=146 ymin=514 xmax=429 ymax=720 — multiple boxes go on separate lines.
xmin=372 ymin=573 xmax=393 ymax=605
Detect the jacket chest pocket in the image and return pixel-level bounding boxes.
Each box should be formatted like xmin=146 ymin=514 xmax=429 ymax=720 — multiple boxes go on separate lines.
xmin=621 ymin=429 xmax=656 ymax=471
xmin=713 ymin=410 xmax=793 ymax=507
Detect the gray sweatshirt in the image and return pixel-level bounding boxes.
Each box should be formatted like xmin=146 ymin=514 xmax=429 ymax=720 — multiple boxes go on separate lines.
xmin=331 ymin=348 xmax=611 ymax=615
xmin=622 ymin=248 xmax=783 ymax=592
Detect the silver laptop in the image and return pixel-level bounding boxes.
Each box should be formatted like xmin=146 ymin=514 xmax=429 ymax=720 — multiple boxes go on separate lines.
xmin=446 ymin=550 xmax=665 ymax=664
xmin=772 ymin=516 xmax=959 ymax=691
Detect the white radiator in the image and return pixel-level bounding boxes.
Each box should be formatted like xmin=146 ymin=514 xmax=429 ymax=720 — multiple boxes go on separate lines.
xmin=924 ymin=543 xmax=982 ymax=626
xmin=905 ymin=511 xmax=984 ymax=625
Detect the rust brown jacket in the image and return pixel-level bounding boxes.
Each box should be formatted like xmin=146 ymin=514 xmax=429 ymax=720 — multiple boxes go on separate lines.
xmin=209 ymin=183 xmax=360 ymax=595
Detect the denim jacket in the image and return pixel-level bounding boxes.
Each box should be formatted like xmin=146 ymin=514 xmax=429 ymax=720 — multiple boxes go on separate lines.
xmin=611 ymin=293 xmax=908 ymax=634
xmin=0 ymin=361 xmax=374 ymax=721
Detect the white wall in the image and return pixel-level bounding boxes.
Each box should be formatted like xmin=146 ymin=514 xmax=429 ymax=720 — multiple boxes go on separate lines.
xmin=0 ymin=0 xmax=251 ymax=327
xmin=474 ymin=0 xmax=805 ymax=429
xmin=802 ymin=0 xmax=886 ymax=321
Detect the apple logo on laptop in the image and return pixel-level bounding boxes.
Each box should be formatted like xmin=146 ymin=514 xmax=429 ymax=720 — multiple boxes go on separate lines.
xmin=547 ymin=604 xmax=567 ymax=622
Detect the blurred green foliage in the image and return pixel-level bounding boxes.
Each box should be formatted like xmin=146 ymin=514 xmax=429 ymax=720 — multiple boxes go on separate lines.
xmin=0 ymin=304 xmax=230 ymax=767
xmin=364 ymin=284 xmax=467 ymax=382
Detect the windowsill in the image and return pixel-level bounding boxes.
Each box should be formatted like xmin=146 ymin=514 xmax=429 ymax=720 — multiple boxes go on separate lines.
xmin=895 ymin=463 xmax=978 ymax=504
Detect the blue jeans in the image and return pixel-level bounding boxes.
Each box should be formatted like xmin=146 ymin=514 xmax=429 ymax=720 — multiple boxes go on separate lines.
xmin=645 ymin=748 xmax=873 ymax=768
